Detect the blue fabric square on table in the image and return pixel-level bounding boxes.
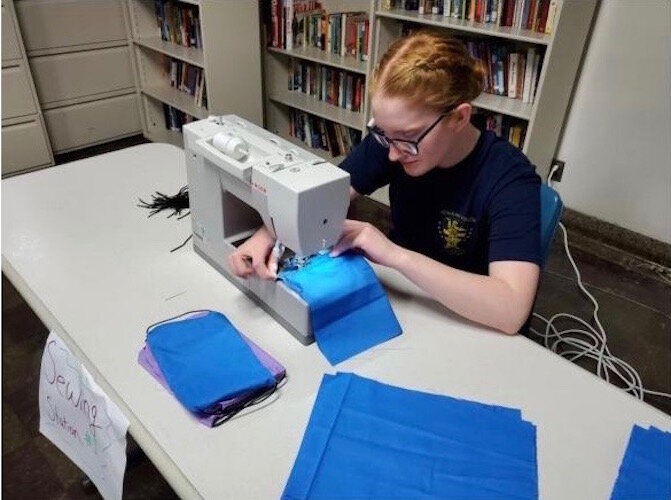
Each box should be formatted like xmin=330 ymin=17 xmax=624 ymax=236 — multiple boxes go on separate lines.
xmin=146 ymin=310 xmax=276 ymax=413
xmin=280 ymin=253 xmax=402 ymax=365
xmin=283 ymin=372 xmax=538 ymax=499
xmin=611 ymin=424 xmax=671 ymax=499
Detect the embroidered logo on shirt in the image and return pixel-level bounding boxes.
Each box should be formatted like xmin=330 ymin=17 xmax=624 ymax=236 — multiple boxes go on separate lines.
xmin=437 ymin=211 xmax=476 ymax=255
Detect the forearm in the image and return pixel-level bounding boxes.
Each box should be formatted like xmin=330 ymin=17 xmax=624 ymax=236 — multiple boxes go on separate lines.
xmin=392 ymin=249 xmax=533 ymax=334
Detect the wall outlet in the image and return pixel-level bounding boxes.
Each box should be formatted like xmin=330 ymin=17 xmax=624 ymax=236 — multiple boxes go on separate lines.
xmin=550 ymin=159 xmax=565 ymax=182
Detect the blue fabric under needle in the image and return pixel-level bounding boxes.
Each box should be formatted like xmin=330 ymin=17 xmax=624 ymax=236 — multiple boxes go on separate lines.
xmin=280 ymin=253 xmax=402 ymax=365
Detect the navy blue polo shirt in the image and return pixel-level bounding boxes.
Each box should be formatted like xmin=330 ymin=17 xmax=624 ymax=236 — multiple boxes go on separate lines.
xmin=339 ymin=130 xmax=541 ymax=275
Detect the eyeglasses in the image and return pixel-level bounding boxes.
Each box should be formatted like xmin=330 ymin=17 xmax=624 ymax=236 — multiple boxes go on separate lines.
xmin=366 ymin=106 xmax=456 ymax=156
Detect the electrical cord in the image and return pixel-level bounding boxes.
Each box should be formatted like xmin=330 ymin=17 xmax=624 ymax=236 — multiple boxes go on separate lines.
xmin=209 ymin=376 xmax=288 ymax=427
xmin=530 ymin=166 xmax=671 ymax=402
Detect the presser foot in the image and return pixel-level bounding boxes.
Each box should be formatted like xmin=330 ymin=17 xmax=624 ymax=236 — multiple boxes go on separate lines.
xmin=279 ymin=249 xmax=331 ymax=272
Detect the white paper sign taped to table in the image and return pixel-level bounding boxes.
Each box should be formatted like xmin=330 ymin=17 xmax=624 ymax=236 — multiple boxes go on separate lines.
xmin=39 ymin=331 xmax=129 ymax=500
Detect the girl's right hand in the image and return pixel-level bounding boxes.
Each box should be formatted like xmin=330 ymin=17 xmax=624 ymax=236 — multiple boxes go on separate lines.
xmin=228 ymin=226 xmax=279 ymax=280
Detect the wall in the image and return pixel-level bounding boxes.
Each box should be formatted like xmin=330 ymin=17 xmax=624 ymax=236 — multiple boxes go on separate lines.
xmin=555 ymin=0 xmax=671 ymax=244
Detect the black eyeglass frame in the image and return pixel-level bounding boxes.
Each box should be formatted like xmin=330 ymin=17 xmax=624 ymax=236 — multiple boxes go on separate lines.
xmin=366 ymin=105 xmax=457 ymax=156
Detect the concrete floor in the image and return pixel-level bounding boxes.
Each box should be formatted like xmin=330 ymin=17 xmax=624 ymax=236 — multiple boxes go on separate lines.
xmin=2 ymin=137 xmax=670 ymax=498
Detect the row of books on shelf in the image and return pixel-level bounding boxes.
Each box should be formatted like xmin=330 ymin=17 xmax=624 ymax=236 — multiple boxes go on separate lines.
xmin=268 ymin=1 xmax=370 ymax=61
xmin=382 ymin=0 xmax=557 ymax=34
xmin=467 ymin=42 xmax=542 ymax=102
xmin=400 ymin=23 xmax=543 ymax=103
xmin=154 ymin=0 xmax=202 ymax=48
xmin=474 ymin=110 xmax=527 ymax=148
xmin=163 ymin=104 xmax=195 ymax=132
xmin=289 ymin=109 xmax=362 ymax=157
xmin=165 ymin=58 xmax=208 ymax=108
xmin=289 ymin=61 xmax=366 ymax=112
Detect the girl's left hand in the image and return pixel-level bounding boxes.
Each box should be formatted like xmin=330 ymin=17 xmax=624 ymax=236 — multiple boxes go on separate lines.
xmin=330 ymin=219 xmax=405 ymax=269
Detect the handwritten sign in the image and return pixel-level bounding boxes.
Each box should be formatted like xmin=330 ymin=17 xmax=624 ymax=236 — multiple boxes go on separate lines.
xmin=39 ymin=332 xmax=129 ymax=500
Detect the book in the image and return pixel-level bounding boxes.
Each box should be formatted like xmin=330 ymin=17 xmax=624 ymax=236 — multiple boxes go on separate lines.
xmin=545 ymin=0 xmax=557 ymax=34
xmin=507 ymin=52 xmax=518 ymax=98
xmin=529 ymin=51 xmax=540 ymax=103
xmin=535 ymin=0 xmax=549 ymax=32
xmin=270 ymin=0 xmax=279 ymax=46
xmin=443 ymin=0 xmax=452 ymax=17
xmin=285 ymin=0 xmax=294 ymax=50
xmin=345 ymin=13 xmax=367 ymax=58
xmin=522 ymin=47 xmax=535 ymax=103
xmin=516 ymin=53 xmax=525 ymax=99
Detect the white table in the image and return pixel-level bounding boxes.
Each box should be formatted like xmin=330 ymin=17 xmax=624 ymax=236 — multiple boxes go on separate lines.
xmin=3 ymin=144 xmax=669 ymax=499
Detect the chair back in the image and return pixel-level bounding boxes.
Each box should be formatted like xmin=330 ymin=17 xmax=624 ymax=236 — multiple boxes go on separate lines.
xmin=540 ymin=183 xmax=563 ymax=267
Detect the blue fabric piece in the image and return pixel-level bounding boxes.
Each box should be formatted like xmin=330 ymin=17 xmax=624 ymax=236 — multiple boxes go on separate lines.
xmin=280 ymin=253 xmax=402 ymax=365
xmin=146 ymin=311 xmax=276 ymax=413
xmin=283 ymin=373 xmax=538 ymax=499
xmin=611 ymin=425 xmax=671 ymax=499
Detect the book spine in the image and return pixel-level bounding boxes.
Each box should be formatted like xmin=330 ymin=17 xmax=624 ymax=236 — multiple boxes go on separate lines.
xmin=545 ymin=0 xmax=557 ymax=34
xmin=468 ymin=0 xmax=476 ymax=20
xmin=507 ymin=53 xmax=518 ymax=98
xmin=522 ymin=47 xmax=534 ymax=103
xmin=530 ymin=51 xmax=540 ymax=103
xmin=285 ymin=0 xmax=294 ymax=49
xmin=516 ymin=53 xmax=525 ymax=99
xmin=340 ymin=13 xmax=347 ymax=56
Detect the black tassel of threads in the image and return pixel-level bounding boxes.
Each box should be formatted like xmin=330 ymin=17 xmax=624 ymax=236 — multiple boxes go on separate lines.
xmin=138 ymin=186 xmax=192 ymax=252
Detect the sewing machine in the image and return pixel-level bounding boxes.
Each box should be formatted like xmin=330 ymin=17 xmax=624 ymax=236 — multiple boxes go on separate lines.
xmin=183 ymin=115 xmax=350 ymax=345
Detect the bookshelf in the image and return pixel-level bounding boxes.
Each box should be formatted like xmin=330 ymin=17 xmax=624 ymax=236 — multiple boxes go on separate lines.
xmin=126 ymin=0 xmax=264 ymax=147
xmin=261 ymin=0 xmax=376 ymax=163
xmin=373 ymin=0 xmax=597 ymax=185
xmin=260 ymin=0 xmax=596 ymax=200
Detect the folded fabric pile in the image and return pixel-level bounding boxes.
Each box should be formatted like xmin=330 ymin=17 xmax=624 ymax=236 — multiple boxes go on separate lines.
xmin=283 ymin=372 xmax=538 ymax=499
xmin=611 ymin=425 xmax=671 ymax=499
xmin=138 ymin=310 xmax=285 ymax=427
xmin=280 ymin=253 xmax=402 ymax=365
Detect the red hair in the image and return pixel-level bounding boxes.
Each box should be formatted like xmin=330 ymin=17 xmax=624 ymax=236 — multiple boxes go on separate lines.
xmin=371 ymin=30 xmax=485 ymax=111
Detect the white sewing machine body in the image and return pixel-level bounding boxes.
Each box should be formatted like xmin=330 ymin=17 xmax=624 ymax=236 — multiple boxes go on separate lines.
xmin=183 ymin=115 xmax=350 ymax=344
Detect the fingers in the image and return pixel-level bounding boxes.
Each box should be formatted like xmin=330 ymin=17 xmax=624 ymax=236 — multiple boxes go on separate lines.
xmin=227 ymin=226 xmax=277 ymax=279
xmin=228 ymin=249 xmax=277 ymax=280
xmin=253 ymin=253 xmax=275 ymax=280
xmin=228 ymin=251 xmax=254 ymax=278
xmin=268 ymin=250 xmax=279 ymax=278
xmin=330 ymin=234 xmax=353 ymax=257
xmin=330 ymin=221 xmax=362 ymax=257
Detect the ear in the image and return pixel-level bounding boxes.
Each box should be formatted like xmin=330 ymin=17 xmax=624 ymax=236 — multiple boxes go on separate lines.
xmin=448 ymin=103 xmax=473 ymax=132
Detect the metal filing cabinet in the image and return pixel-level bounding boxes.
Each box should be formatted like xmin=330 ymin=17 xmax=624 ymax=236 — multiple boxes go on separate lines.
xmin=14 ymin=0 xmax=141 ymax=154
xmin=1 ymin=0 xmax=53 ymax=176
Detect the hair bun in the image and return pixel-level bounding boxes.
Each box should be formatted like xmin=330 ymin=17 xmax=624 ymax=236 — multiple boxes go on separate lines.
xmin=371 ymin=30 xmax=484 ymax=108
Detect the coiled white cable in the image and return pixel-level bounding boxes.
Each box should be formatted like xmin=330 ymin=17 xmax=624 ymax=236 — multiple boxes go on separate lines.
xmin=530 ymin=167 xmax=671 ymax=402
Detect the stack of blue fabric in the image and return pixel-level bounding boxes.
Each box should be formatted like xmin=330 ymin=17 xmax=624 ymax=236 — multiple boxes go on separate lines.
xmin=283 ymin=373 xmax=538 ymax=499
xmin=142 ymin=310 xmax=283 ymax=426
xmin=611 ymin=425 xmax=671 ymax=499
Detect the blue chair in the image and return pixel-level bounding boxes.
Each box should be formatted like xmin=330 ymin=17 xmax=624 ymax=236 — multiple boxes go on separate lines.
xmin=539 ymin=183 xmax=563 ymax=267
xmin=521 ymin=183 xmax=564 ymax=334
